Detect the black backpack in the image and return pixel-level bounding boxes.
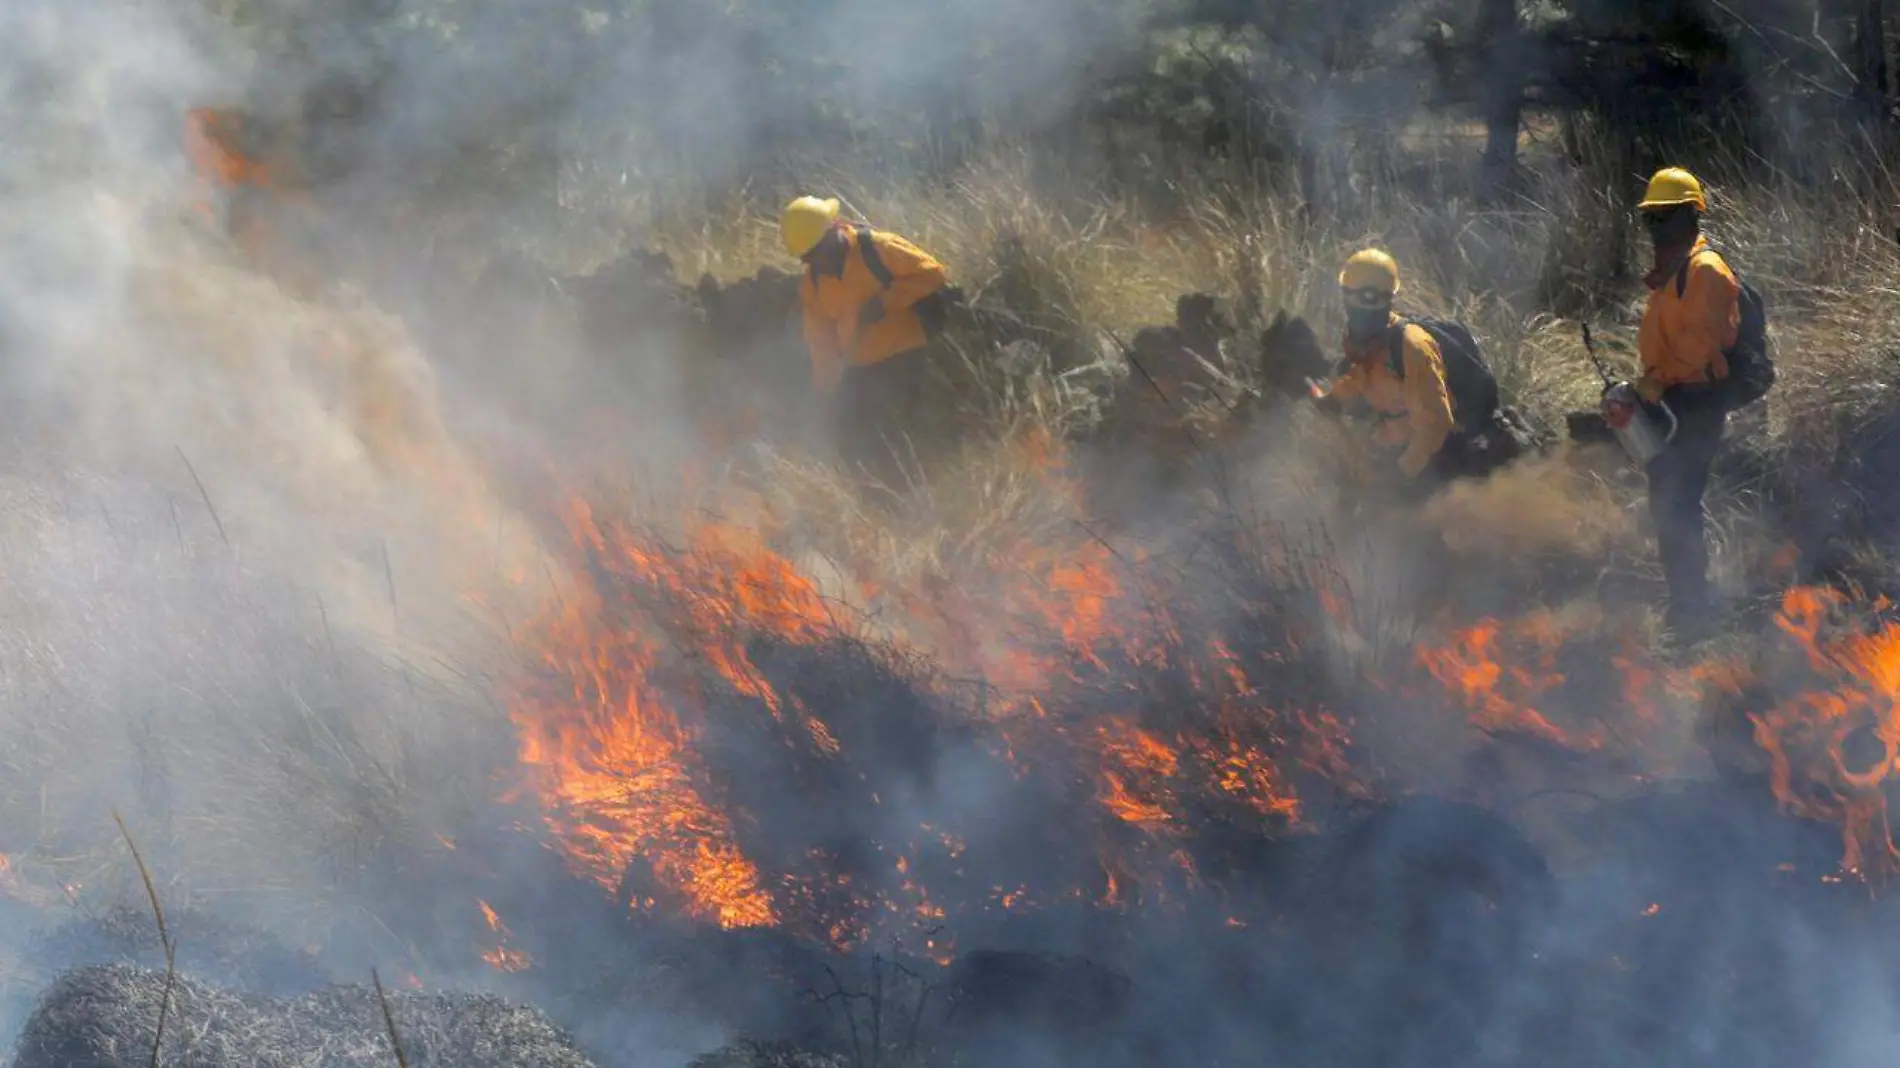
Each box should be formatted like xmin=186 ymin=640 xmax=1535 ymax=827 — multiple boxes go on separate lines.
xmin=1675 ymin=246 xmax=1774 ymax=409
xmin=1383 ymin=316 xmax=1501 ymax=431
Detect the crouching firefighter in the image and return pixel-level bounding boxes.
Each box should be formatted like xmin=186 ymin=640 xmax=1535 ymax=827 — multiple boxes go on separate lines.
xmin=1312 ymin=249 xmax=1511 ymax=497
xmin=780 ymin=195 xmax=953 ymax=491
xmin=1602 ymin=167 xmax=1773 ymax=635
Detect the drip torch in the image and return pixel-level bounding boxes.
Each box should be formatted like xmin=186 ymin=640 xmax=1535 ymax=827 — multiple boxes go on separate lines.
xmin=1582 ymin=323 xmax=1676 ymax=466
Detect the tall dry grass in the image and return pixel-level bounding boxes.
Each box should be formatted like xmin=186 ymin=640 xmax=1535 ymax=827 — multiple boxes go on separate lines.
xmin=620 ymin=125 xmax=1900 ymax=677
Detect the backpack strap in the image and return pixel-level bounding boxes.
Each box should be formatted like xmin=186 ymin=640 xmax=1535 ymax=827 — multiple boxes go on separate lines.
xmin=857 ymin=226 xmax=895 ymax=288
xmin=1386 ymin=317 xmax=1411 ymax=380
xmin=805 ymin=225 xmax=894 ymax=294
xmin=1674 ymin=243 xmax=1733 ymax=299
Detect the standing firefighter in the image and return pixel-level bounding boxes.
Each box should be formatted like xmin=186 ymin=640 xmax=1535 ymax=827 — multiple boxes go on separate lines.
xmin=1609 ymin=166 xmax=1772 ymax=635
xmin=781 ymin=195 xmax=952 ymax=490
xmin=1313 ymin=249 xmax=1503 ymax=494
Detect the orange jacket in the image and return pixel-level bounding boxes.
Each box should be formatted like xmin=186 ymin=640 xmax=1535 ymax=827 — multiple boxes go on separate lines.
xmin=1637 ymin=236 xmax=1739 ymax=401
xmin=799 ymin=227 xmax=949 ymax=392
xmin=1321 ymin=314 xmax=1456 ymax=478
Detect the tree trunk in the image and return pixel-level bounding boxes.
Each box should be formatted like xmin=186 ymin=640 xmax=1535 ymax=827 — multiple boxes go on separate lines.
xmin=1852 ymin=0 xmax=1891 ymax=132
xmin=1477 ymin=0 xmax=1523 ymax=203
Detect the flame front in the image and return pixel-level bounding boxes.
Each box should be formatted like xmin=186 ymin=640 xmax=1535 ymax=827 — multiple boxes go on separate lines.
xmin=1749 ymin=586 xmax=1900 ymax=882
xmin=507 ymin=459 xmax=1366 ymax=950
xmin=512 ymin=502 xmax=787 ymax=929
xmin=510 ymin=470 xmax=1900 ymax=944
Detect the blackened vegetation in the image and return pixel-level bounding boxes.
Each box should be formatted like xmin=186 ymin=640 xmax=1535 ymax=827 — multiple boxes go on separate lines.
xmin=940 ymin=950 xmax=1134 ymax=1066
xmin=24 ymin=792 xmax=1878 ymax=1068
xmin=27 ymin=907 xmax=325 ymax=998
xmin=689 ymin=1040 xmax=844 ymax=1068
xmin=14 ymin=964 xmax=596 ymax=1068
xmin=757 ymin=794 xmax=1893 ymax=1068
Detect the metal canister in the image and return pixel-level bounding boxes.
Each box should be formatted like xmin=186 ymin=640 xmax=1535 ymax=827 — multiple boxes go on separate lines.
xmin=1601 ymin=382 xmax=1677 ymax=466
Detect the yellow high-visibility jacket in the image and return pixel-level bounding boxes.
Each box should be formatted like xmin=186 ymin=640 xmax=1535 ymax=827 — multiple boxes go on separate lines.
xmin=1322 ymin=315 xmax=1456 ymax=478
xmin=1637 ymin=236 xmax=1740 ymax=401
xmin=799 ymin=227 xmax=949 ymax=393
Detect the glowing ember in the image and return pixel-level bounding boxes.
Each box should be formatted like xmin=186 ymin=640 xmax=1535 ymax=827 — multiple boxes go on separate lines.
xmin=478 ymin=900 xmax=533 ymax=973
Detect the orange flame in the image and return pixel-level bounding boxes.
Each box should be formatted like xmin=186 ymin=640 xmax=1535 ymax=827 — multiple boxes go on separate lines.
xmin=478 ymin=900 xmax=533 ymax=972
xmin=509 ymin=458 xmax=1364 ymax=947
xmin=1749 ymin=586 xmax=1900 ymax=882
xmin=511 ymin=503 xmax=788 ymax=929
xmin=1416 ymin=615 xmax=1604 ymax=752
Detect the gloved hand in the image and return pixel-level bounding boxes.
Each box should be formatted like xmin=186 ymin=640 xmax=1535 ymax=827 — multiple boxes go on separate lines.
xmin=1634 ymin=375 xmax=1665 ymax=405
xmin=859 ymin=295 xmax=887 ymax=328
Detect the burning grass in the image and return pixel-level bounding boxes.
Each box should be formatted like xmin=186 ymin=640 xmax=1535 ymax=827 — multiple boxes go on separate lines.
xmin=505 ymin=456 xmax=1387 ymax=956
xmin=1744 ymin=585 xmax=1900 ymax=882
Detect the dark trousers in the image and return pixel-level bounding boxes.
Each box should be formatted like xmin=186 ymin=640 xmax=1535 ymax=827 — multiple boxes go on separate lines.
xmin=1394 ymin=425 xmax=1495 ymax=501
xmin=1425 ymin=431 xmax=1488 ymax=484
xmin=1644 ymin=389 xmax=1727 ymax=619
xmin=835 ymin=347 xmax=933 ymax=490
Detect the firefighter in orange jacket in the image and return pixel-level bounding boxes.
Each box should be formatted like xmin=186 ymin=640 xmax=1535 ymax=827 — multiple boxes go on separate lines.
xmin=1630 ymin=167 xmax=1739 ymax=634
xmin=781 ymin=196 xmax=951 ymax=488
xmin=1313 ymin=249 xmax=1461 ymax=490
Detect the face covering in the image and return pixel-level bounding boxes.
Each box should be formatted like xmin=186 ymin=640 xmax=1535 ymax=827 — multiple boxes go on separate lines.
xmin=1346 ymin=306 xmax=1391 ymax=340
xmin=1642 ymin=207 xmax=1699 ymax=288
xmin=1645 ymin=207 xmax=1697 ymax=253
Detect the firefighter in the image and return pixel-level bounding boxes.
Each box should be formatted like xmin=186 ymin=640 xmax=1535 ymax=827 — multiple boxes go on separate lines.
xmin=1628 ymin=166 xmax=1739 ymax=635
xmin=1312 ymin=249 xmax=1468 ymax=495
xmin=780 ymin=195 xmax=952 ymax=490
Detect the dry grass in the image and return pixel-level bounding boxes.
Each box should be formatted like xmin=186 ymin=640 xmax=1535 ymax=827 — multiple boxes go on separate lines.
xmin=614 ymin=136 xmax=1900 ymax=709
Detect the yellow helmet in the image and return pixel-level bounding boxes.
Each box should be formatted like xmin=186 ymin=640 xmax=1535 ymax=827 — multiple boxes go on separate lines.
xmin=780 ymin=195 xmax=841 ymax=258
xmin=1338 ymin=249 xmax=1401 ymax=304
xmin=1638 ymin=167 xmax=1706 ymax=212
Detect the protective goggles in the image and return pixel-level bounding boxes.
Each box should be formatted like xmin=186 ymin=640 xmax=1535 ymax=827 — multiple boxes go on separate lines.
xmin=1340 ymin=285 xmax=1394 ymax=310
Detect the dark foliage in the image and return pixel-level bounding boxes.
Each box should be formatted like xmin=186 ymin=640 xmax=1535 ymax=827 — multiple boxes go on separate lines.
xmin=28 ymin=906 xmax=325 ymax=998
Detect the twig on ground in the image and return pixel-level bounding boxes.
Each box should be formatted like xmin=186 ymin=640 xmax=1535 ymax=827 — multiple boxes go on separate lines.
xmin=372 ymin=968 xmax=412 ymax=1068
xmin=112 ymin=811 xmax=175 ymax=1068
xmin=176 ymin=445 xmax=230 ymax=549
xmin=316 ymin=590 xmax=338 ymax=665
xmin=381 ymin=538 xmax=399 ymax=627
xmin=168 ymin=497 xmax=186 ymax=556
